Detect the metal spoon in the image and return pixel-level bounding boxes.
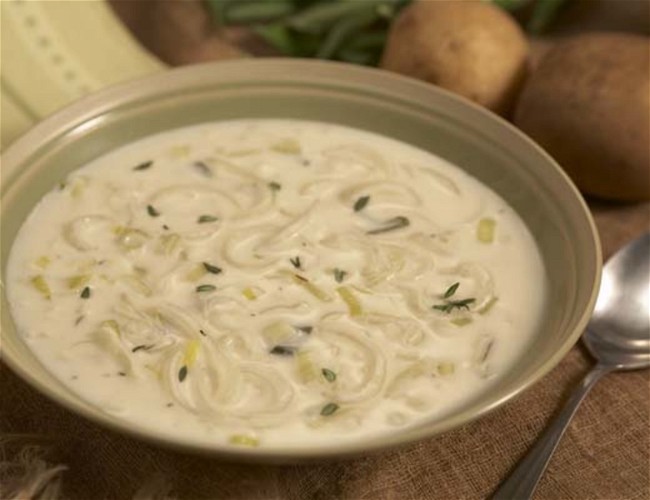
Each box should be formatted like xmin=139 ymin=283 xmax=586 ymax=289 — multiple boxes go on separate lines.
xmin=493 ymin=233 xmax=650 ymax=500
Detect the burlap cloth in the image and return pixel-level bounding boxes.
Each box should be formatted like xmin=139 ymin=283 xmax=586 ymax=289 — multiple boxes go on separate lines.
xmin=1 ymin=200 xmax=648 ymax=499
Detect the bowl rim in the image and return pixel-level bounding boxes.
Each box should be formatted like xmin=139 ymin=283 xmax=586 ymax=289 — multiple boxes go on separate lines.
xmin=0 ymin=58 xmax=602 ymax=462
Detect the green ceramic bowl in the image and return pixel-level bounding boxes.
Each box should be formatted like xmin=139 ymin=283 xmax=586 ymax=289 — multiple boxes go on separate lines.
xmin=0 ymin=60 xmax=601 ymax=462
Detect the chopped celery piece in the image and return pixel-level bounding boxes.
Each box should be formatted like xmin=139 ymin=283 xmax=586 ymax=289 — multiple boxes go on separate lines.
xmin=116 ymin=227 xmax=149 ymax=250
xmin=185 ymin=265 xmax=207 ymax=282
xmin=229 ymin=434 xmax=259 ymax=447
xmin=479 ymin=297 xmax=499 ymax=315
xmin=438 ymin=362 xmax=455 ymax=376
xmin=296 ymin=351 xmax=318 ymax=383
xmin=67 ymin=274 xmax=91 ymax=290
xmin=225 ymin=148 xmax=261 ymax=158
xmin=242 ymin=287 xmax=257 ymax=300
xmin=291 ymin=274 xmax=331 ymax=302
xmin=35 ymin=256 xmax=51 ymax=269
xmin=183 ymin=339 xmax=200 ymax=368
xmin=31 ymin=275 xmax=51 ymax=300
xmin=262 ymin=321 xmax=294 ymax=344
xmin=156 ymin=233 xmax=181 ymax=255
xmin=477 ymin=217 xmax=496 ymax=244
xmin=270 ymin=138 xmax=301 ymax=155
xmin=450 ymin=317 xmax=473 ymax=327
xmin=123 ymin=275 xmax=152 ymax=297
xmin=168 ymin=145 xmax=191 ymax=158
xmin=337 ymin=286 xmax=362 ymax=316
xmin=100 ymin=320 xmax=120 ymax=338
xmin=70 ymin=177 xmax=87 ymax=199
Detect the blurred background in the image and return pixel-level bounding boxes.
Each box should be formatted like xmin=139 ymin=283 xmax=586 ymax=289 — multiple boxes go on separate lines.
xmin=2 ymin=0 xmax=649 ymax=202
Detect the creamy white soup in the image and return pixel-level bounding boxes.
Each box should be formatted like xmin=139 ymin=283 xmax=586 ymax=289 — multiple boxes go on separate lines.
xmin=7 ymin=120 xmax=546 ymax=448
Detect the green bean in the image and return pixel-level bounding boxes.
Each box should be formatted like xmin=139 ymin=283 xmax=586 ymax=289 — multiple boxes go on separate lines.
xmin=316 ymin=8 xmax=379 ymax=59
xmin=225 ymin=1 xmax=297 ymax=24
xmin=288 ymin=2 xmax=378 ymax=35
xmin=527 ymin=0 xmax=570 ymax=34
xmin=491 ymin=0 xmax=530 ymax=12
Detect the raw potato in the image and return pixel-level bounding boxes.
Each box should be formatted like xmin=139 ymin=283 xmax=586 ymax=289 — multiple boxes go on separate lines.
xmin=380 ymin=1 xmax=528 ymax=116
xmin=109 ymin=0 xmax=246 ymax=65
xmin=515 ymin=33 xmax=650 ymax=201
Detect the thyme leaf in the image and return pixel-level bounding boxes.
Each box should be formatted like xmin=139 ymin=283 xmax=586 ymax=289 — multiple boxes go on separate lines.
xmin=444 ymin=282 xmax=460 ymax=299
xmin=321 ymin=368 xmax=337 ymax=383
xmin=178 ymin=365 xmax=188 ymax=382
xmin=268 ymin=181 xmax=282 ymax=192
xmin=320 ymin=402 xmax=339 ymax=416
xmin=354 ymin=195 xmax=370 ymax=212
xmin=333 ymin=268 xmax=347 ymax=283
xmin=290 ymin=256 xmax=302 ymax=269
xmin=202 ymin=262 xmax=222 ymax=274
xmin=132 ymin=160 xmax=153 ymax=171
xmin=197 ymin=214 xmax=218 ymax=224
xmin=195 ymin=284 xmax=217 ymax=293
xmin=193 ymin=161 xmax=213 ymax=177
xmin=147 ymin=205 xmax=160 ymax=217
xmin=367 ymin=216 xmax=410 ymax=235
xmin=80 ymin=286 xmax=91 ymax=299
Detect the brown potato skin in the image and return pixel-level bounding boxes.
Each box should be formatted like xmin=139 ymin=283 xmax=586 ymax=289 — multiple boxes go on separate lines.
xmin=514 ymin=33 xmax=650 ymax=201
xmin=380 ymin=1 xmax=528 ymax=116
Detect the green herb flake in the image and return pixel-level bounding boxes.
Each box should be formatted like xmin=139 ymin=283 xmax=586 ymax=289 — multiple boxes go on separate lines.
xmin=268 ymin=181 xmax=282 ymax=192
xmin=132 ymin=161 xmax=153 ymax=171
xmin=131 ymin=344 xmax=153 ymax=353
xmin=195 ymin=284 xmax=217 ymax=293
xmin=197 ymin=215 xmax=218 ymax=224
xmin=80 ymin=286 xmax=91 ymax=299
xmin=147 ymin=205 xmax=160 ymax=217
xmin=333 ymin=268 xmax=347 ymax=283
xmin=290 ymin=256 xmax=302 ymax=270
xmin=354 ymin=195 xmax=370 ymax=212
xmin=321 ymin=368 xmax=337 ymax=383
xmin=320 ymin=402 xmax=339 ymax=416
xmin=444 ymin=282 xmax=460 ymax=299
xmin=178 ymin=365 xmax=188 ymax=382
xmin=202 ymin=262 xmax=222 ymax=275
xmin=270 ymin=345 xmax=296 ymax=356
xmin=193 ymin=161 xmax=213 ymax=177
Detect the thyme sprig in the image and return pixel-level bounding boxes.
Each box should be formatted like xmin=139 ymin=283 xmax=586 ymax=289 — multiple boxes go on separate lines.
xmin=432 ymin=298 xmax=476 ymax=314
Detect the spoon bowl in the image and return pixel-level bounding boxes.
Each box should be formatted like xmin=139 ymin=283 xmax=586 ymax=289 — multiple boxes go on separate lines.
xmin=494 ymin=232 xmax=650 ymax=499
xmin=584 ymin=233 xmax=650 ymax=368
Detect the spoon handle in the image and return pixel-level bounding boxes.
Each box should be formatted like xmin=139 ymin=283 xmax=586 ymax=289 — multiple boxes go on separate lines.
xmin=492 ymin=363 xmax=613 ymax=500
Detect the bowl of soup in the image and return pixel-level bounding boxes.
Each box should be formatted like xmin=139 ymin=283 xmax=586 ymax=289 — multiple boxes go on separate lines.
xmin=0 ymin=59 xmax=600 ymax=461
